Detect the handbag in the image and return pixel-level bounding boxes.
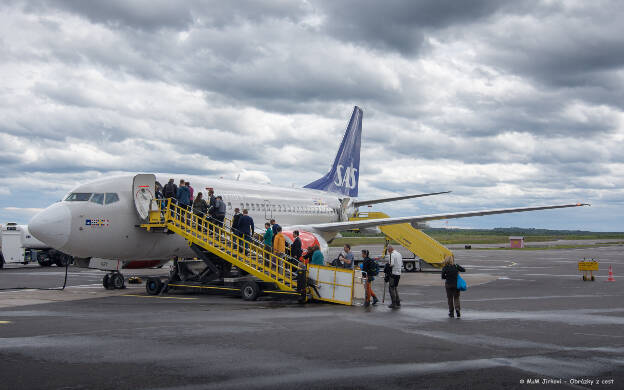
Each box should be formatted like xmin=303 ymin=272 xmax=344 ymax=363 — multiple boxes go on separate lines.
xmin=457 ymin=273 xmax=467 ymax=291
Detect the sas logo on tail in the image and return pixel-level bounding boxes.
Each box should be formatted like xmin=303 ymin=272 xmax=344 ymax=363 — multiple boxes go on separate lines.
xmin=334 ymin=163 xmax=358 ymax=189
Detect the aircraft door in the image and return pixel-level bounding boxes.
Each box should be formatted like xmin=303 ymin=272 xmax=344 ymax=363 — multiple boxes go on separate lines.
xmin=264 ymin=200 xmax=272 ymax=220
xmin=133 ymin=174 xmax=156 ymax=221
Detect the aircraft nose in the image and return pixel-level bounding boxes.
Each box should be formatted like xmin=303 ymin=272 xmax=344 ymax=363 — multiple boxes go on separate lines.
xmin=29 ymin=203 xmax=72 ymax=249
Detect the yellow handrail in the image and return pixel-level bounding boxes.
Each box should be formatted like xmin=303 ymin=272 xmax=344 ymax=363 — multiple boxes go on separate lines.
xmin=144 ymin=198 xmax=303 ymax=291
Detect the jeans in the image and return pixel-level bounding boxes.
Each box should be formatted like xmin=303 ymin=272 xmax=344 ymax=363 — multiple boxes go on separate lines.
xmin=445 ymin=287 xmax=461 ymax=313
xmin=239 ymin=233 xmax=251 ymax=253
xmin=365 ymin=279 xmax=377 ymax=303
xmin=389 ymin=275 xmax=401 ymax=305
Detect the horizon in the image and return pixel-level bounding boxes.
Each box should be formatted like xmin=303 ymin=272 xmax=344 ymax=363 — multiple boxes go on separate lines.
xmin=1 ymin=1 xmax=622 ymax=230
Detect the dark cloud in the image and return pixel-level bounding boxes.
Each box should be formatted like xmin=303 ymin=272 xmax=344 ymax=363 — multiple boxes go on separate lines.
xmin=0 ymin=0 xmax=623 ymax=229
xmin=317 ymin=0 xmax=537 ymax=55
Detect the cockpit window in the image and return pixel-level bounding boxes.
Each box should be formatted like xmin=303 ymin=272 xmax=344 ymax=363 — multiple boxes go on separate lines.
xmin=105 ymin=193 xmax=119 ymax=205
xmin=65 ymin=193 xmax=92 ymax=202
xmin=90 ymin=193 xmax=105 ymax=205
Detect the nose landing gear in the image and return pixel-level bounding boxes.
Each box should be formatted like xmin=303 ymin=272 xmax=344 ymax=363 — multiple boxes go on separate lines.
xmin=103 ymin=271 xmax=125 ymax=290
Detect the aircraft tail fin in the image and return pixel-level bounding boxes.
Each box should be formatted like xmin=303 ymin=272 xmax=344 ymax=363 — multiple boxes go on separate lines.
xmin=303 ymin=106 xmax=362 ymax=197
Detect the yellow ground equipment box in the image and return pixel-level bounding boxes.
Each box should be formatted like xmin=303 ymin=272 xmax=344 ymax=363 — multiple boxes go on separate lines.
xmin=578 ymin=260 xmax=598 ymax=281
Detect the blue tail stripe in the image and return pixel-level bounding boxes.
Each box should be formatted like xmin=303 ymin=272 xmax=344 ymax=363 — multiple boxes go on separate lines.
xmin=304 ymin=106 xmax=362 ymax=197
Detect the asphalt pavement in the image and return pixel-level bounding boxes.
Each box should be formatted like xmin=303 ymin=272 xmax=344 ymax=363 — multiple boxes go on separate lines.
xmin=1 ymin=245 xmax=623 ymax=389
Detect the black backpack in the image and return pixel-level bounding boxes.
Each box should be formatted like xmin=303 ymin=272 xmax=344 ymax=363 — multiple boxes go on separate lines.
xmin=372 ymin=261 xmax=380 ymax=276
xmin=163 ymin=183 xmax=176 ymax=198
xmin=383 ymin=263 xmax=392 ymax=282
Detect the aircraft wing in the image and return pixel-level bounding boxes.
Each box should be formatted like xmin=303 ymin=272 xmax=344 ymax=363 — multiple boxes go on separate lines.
xmin=307 ymin=203 xmax=590 ymax=233
xmin=352 ymin=191 xmax=451 ymax=208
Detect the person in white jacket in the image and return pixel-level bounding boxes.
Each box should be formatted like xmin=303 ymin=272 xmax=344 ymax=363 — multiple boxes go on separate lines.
xmin=388 ymin=246 xmax=403 ymax=308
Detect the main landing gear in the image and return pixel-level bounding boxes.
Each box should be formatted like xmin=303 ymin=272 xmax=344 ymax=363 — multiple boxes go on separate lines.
xmin=103 ymin=271 xmax=125 ymax=290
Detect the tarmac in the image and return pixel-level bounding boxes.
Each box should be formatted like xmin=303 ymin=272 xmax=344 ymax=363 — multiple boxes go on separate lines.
xmin=1 ymin=244 xmax=623 ymax=389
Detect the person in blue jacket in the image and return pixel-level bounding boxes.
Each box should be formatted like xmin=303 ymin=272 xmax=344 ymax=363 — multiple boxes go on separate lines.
xmin=175 ymin=181 xmax=191 ymax=223
xmin=237 ymin=209 xmax=254 ymax=254
xmin=310 ymin=245 xmax=324 ymax=265
xmin=176 ymin=181 xmax=191 ymax=207
xmin=270 ymin=219 xmax=281 ymax=235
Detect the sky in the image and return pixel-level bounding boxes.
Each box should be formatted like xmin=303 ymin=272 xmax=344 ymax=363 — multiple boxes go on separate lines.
xmin=0 ymin=0 xmax=623 ymax=231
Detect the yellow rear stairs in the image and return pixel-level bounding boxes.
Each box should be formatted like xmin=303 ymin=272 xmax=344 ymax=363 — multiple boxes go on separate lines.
xmin=350 ymin=211 xmax=453 ymax=268
xmin=140 ymin=199 xmax=358 ymax=305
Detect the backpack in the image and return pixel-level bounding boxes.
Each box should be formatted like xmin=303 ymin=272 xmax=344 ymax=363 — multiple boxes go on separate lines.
xmin=383 ymin=263 xmax=392 ymax=282
xmin=163 ymin=183 xmax=176 ymax=198
xmin=372 ymin=261 xmax=380 ymax=276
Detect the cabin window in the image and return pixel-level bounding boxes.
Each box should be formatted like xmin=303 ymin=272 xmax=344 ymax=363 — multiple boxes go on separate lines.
xmin=90 ymin=193 xmax=105 ymax=205
xmin=105 ymin=193 xmax=120 ymax=205
xmin=65 ymin=193 xmax=92 ymax=202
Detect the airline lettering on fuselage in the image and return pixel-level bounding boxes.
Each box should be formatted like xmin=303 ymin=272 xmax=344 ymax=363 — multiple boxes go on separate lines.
xmin=334 ymin=163 xmax=358 ymax=189
xmin=85 ymin=218 xmax=110 ymax=227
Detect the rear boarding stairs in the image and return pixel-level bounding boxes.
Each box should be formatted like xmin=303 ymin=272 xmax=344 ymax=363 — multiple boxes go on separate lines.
xmin=139 ymin=198 xmax=362 ymax=305
xmin=350 ymin=211 xmax=454 ymax=270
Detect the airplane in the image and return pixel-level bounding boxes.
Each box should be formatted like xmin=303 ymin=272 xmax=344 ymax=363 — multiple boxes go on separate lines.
xmin=28 ymin=106 xmax=588 ymax=287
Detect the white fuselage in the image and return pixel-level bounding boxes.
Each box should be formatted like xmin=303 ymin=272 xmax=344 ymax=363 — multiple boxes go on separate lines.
xmin=29 ymin=174 xmax=346 ymax=261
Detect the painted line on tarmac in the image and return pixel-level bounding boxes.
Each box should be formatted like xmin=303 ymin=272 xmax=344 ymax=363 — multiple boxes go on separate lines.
xmin=68 ymin=284 xmax=110 ymax=288
xmin=163 ymin=355 xmax=613 ymax=390
xmin=575 ymin=332 xmax=624 ymax=338
xmin=524 ymin=274 xmax=610 ymax=278
xmin=122 ymin=294 xmax=198 ymax=300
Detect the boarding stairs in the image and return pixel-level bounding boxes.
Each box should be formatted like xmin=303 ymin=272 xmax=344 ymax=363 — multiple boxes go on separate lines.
xmin=141 ymin=198 xmax=304 ymax=293
xmin=350 ymin=211 xmax=453 ymax=268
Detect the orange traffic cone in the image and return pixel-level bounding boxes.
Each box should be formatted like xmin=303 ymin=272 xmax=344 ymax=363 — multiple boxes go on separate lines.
xmin=606 ymin=265 xmax=615 ymax=282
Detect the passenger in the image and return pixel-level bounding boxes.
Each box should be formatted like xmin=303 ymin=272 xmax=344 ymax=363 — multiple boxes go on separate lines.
xmin=270 ymin=219 xmax=281 ymax=236
xmin=175 ymin=181 xmax=191 ymax=223
xmin=178 ymin=179 xmax=185 ymax=197
xmin=163 ymin=178 xmax=177 ymax=199
xmin=155 ymin=183 xmax=165 ymax=217
xmin=176 ymin=181 xmax=190 ymax=205
xmin=186 ymin=181 xmax=194 ymax=203
xmin=361 ymin=249 xmax=379 ymax=307
xmin=231 ymin=207 xmax=241 ymax=248
xmin=291 ymin=230 xmax=303 ymax=260
xmin=441 ymin=255 xmax=466 ymax=318
xmin=231 ymin=208 xmax=241 ymax=233
xmin=387 ymin=246 xmax=403 ymax=309
xmin=192 ymin=192 xmax=207 ymax=214
xmin=207 ymin=188 xmax=217 ymax=221
xmin=214 ymin=195 xmax=226 ymax=228
xmin=263 ymin=222 xmax=273 ymax=252
xmin=155 ymin=183 xmax=163 ymax=199
xmin=302 ymin=246 xmax=314 ymax=264
xmin=338 ymin=244 xmax=354 ymax=269
xmin=273 ymin=226 xmax=286 ymax=256
xmin=310 ymin=245 xmax=324 ymax=265
xmin=192 ymin=192 xmax=208 ymax=232
xmin=237 ymin=209 xmax=254 ymax=254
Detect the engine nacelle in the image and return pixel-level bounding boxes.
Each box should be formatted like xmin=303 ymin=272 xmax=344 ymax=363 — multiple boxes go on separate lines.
xmin=280 ymin=229 xmax=328 ymax=261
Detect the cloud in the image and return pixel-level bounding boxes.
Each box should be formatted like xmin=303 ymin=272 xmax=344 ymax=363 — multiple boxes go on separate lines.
xmin=3 ymin=207 xmax=45 ymax=214
xmin=0 ymin=0 xmax=623 ymax=230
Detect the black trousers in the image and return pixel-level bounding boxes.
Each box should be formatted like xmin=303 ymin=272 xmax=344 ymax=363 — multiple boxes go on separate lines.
xmin=389 ymin=275 xmax=401 ymax=305
xmin=445 ymin=287 xmax=461 ymax=312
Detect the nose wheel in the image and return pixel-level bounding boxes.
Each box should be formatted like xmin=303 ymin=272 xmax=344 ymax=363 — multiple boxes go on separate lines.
xmin=103 ymin=272 xmax=125 ymax=290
